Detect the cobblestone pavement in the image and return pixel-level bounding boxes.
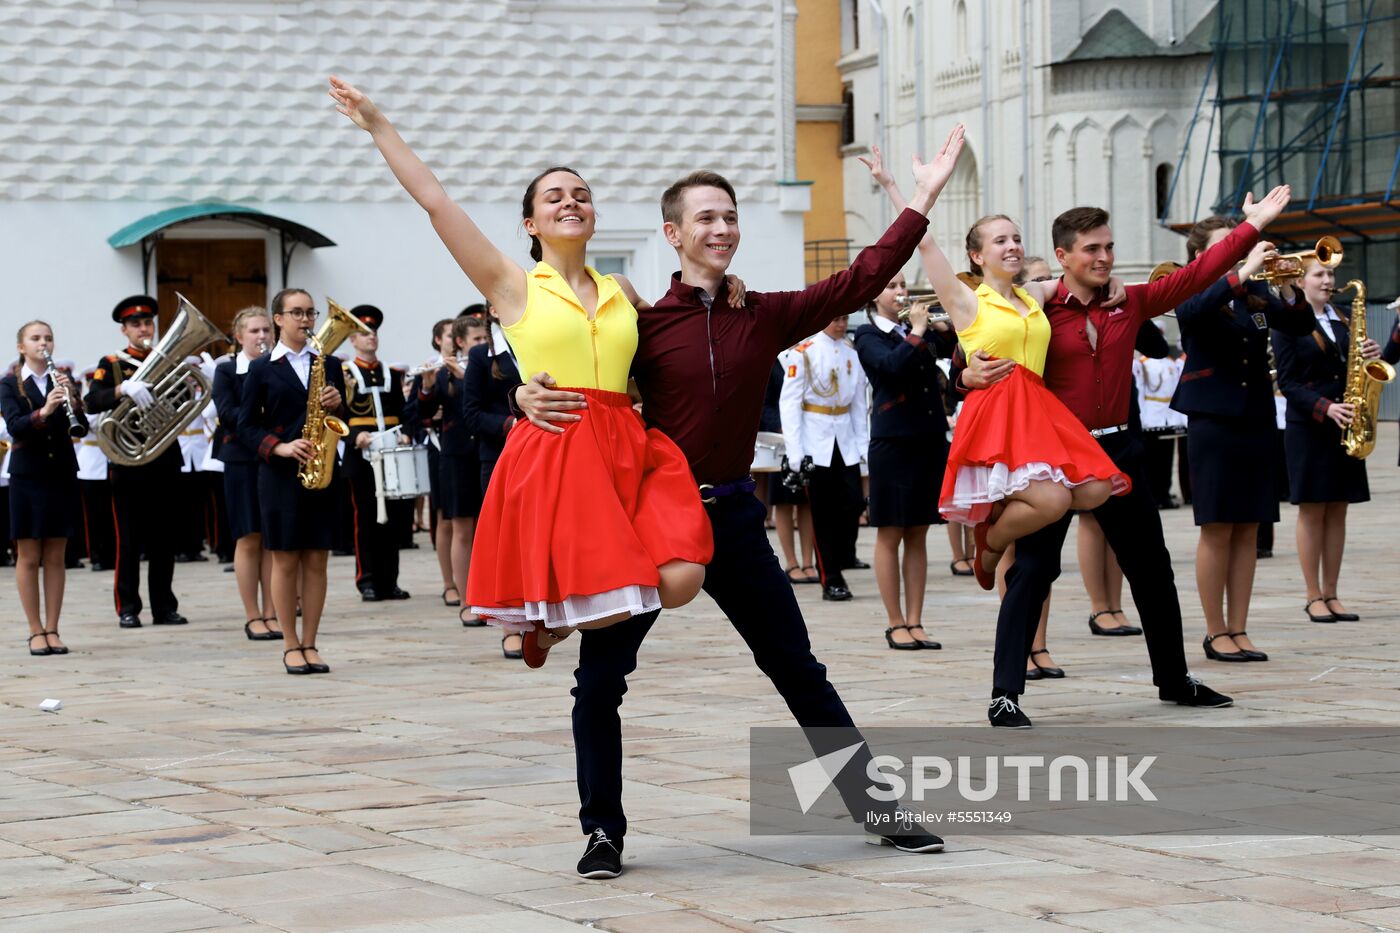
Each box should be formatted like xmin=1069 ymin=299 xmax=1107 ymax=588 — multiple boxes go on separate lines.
xmin=2 ymin=435 xmax=1398 ymax=931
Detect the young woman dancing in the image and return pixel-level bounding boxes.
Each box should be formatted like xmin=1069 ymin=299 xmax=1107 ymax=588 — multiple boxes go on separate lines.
xmin=330 ymin=76 xmax=715 ymax=667
xmin=866 ymin=132 xmax=1128 ymax=589
xmin=1 ymin=322 xmax=83 ymax=656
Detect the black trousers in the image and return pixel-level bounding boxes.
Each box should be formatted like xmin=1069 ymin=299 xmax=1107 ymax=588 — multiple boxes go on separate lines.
xmin=994 ymin=433 xmax=1188 ymax=695
xmin=807 ymin=447 xmax=863 ymax=588
xmin=79 ymin=478 xmax=115 ymax=568
xmin=202 ymin=471 xmax=233 ymax=561
xmin=572 ymin=491 xmax=874 ymax=840
xmin=110 ymin=464 xmax=178 ymax=617
xmin=347 ymin=466 xmax=412 ymax=592
xmin=1142 ymin=432 xmax=1177 ymax=507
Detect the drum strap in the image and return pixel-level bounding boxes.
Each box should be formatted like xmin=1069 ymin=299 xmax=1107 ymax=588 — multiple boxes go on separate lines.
xmin=346 ymin=360 xmax=390 ymax=434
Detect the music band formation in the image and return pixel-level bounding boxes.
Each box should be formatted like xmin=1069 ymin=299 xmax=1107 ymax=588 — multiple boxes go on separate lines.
xmin=3 ymin=78 xmax=1397 ymax=879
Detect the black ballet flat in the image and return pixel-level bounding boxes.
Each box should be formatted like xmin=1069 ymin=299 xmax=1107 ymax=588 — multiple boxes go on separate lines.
xmin=1087 ymin=610 xmax=1134 ymax=636
xmin=906 ymin=626 xmax=942 ymax=650
xmin=1322 ymin=597 xmax=1359 ymax=622
xmin=42 ymin=631 xmax=68 ymax=655
xmin=1232 ymin=631 xmax=1268 ymax=662
xmin=884 ymin=626 xmax=920 ymax=651
xmin=460 ymin=608 xmax=487 ymax=628
xmin=949 ymin=559 xmax=975 ymax=577
xmin=1304 ymin=598 xmax=1336 ymax=623
xmin=1024 ymin=665 xmax=1044 ymax=681
xmin=1028 ymin=648 xmax=1064 ymax=678
xmin=301 ymin=644 xmax=330 ymax=674
xmin=244 ymin=619 xmax=281 ymax=642
xmin=1203 ymin=633 xmax=1250 ymax=662
xmin=502 ymin=633 xmax=524 ymax=660
xmin=442 ymin=587 xmax=462 ymax=607
xmin=283 ymin=647 xmax=312 ymax=675
xmin=28 ymin=633 xmax=51 ymax=657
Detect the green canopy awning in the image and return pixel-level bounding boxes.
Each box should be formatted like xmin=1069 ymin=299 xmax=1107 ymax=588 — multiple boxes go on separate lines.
xmin=108 ymin=202 xmax=335 ymax=286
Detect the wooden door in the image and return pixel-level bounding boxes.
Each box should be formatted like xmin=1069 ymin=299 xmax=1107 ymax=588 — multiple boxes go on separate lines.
xmin=155 ymin=239 xmax=267 ymax=348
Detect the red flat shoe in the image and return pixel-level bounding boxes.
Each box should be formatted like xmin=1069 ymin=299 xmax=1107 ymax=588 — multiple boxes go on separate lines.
xmin=973 ymin=522 xmax=997 ymax=591
xmin=522 ymin=621 xmax=570 ymax=669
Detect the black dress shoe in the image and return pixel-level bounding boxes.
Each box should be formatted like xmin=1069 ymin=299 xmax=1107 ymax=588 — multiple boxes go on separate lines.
xmin=1088 ymin=610 xmax=1137 ymax=636
xmin=989 ymin=695 xmax=1032 ymax=728
xmin=223 ymin=565 xmax=236 ymax=573
xmin=1232 ymin=631 xmax=1268 ymax=661
xmin=577 ymin=829 xmax=623 ymax=879
xmin=460 ymin=608 xmax=487 ymax=627
xmin=283 ymin=648 xmax=312 ymax=675
xmin=385 ymin=587 xmax=411 ymax=600
xmin=118 ymin=612 xmax=142 ymax=629
xmin=244 ymin=619 xmax=281 ymax=641
xmin=1256 ymin=548 xmax=1273 ymax=559
xmin=885 ymin=626 xmax=920 ymax=650
xmin=153 ymin=612 xmax=188 ymax=626
xmin=1203 ymin=633 xmax=1249 ymax=662
xmin=1323 ymin=596 xmax=1359 ymax=621
xmin=501 ymin=633 xmax=524 ymax=659
xmin=867 ymin=829 xmax=944 ymax=852
xmin=1028 ymin=648 xmax=1064 ymax=678
xmin=90 ymin=562 xmax=107 ymax=572
xmin=28 ymin=633 xmax=52 ymax=656
xmin=1160 ymin=673 xmax=1232 ymax=707
xmin=360 ymin=586 xmax=381 ymax=602
xmin=822 ymin=584 xmax=853 ymax=601
xmin=301 ymin=644 xmax=330 ymax=674
xmin=1024 ymin=666 xmax=1045 ymax=681
xmin=1304 ymin=598 xmax=1336 ymax=623
xmin=846 ymin=558 xmax=871 ymax=570
xmin=906 ymin=626 xmax=941 ymax=649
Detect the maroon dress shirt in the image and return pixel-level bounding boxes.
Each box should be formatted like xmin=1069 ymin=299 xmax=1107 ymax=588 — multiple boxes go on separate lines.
xmin=1040 ymin=222 xmax=1261 ymax=431
xmin=632 ymin=207 xmax=929 ymax=486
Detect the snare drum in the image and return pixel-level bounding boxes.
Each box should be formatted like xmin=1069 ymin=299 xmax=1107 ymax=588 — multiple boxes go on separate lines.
xmin=752 ymin=432 xmax=786 ymax=472
xmin=372 ymin=446 xmax=432 ymax=499
xmin=1142 ymin=426 xmax=1186 ymax=440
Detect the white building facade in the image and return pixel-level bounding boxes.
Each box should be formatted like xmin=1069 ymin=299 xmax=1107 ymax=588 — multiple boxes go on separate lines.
xmin=4 ymin=0 xmax=809 ymax=368
xmin=838 ymin=0 xmax=1224 ymax=283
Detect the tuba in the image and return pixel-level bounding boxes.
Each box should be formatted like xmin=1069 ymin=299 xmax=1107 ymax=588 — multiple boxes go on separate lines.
xmin=96 ymin=293 xmax=222 ymax=466
xmin=1250 ymin=235 xmax=1342 ymax=285
xmin=1337 ymin=279 xmax=1395 ymax=459
xmin=297 ymin=298 xmax=371 ymax=490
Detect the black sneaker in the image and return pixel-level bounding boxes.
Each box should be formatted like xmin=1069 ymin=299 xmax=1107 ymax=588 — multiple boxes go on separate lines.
xmin=577 ymin=828 xmax=623 ymax=879
xmin=988 ymin=695 xmax=1032 ymax=728
xmin=1159 ymin=673 xmax=1233 ymax=708
xmin=866 ymin=830 xmax=945 ymax=853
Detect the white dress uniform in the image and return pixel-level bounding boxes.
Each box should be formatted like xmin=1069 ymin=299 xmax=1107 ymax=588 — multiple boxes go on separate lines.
xmin=778 ymin=331 xmax=869 ymax=593
xmin=1137 ymin=354 xmax=1187 ymax=508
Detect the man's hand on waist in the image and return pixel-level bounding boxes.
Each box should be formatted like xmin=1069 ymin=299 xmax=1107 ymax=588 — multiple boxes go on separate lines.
xmin=962 ymin=349 xmax=1014 ymax=390
xmin=517 ymin=372 xmax=587 ymax=435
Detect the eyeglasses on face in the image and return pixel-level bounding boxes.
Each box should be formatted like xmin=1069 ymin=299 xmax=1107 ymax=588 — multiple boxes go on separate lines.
xmin=281 ymin=308 xmax=318 ymax=320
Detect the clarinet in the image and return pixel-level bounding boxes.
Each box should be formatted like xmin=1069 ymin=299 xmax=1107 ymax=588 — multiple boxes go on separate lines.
xmin=40 ymin=349 xmax=88 ymax=438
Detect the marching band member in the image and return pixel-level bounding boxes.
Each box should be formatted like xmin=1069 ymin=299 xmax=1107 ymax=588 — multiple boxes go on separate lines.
xmin=238 ymin=287 xmax=347 ymax=675
xmin=1137 ymin=341 xmax=1186 ymax=508
xmin=463 ymin=307 xmax=523 ymax=656
xmin=419 ymin=315 xmax=487 ymax=627
xmin=1274 ymin=256 xmax=1384 ymax=624
xmin=2 ymin=321 xmax=83 ymax=655
xmin=1172 ymin=217 xmax=1314 ymax=662
xmin=413 ymin=318 xmax=456 ymax=606
xmin=76 ymin=373 xmax=115 ymax=573
xmin=84 ymin=296 xmax=188 ymax=630
xmin=341 ymin=304 xmax=415 ymax=602
xmin=212 ymin=307 xmax=279 ymax=641
xmin=198 ymin=347 xmax=234 ymax=564
xmin=769 ymin=354 xmax=819 ymax=584
xmin=175 ymin=352 xmax=214 ymax=564
xmin=779 ymin=314 xmax=869 ymax=602
xmin=853 ymin=271 xmax=949 ymax=649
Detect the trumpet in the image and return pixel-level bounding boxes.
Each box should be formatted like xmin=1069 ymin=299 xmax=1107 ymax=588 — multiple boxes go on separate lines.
xmin=1250 ymin=235 xmax=1342 ymax=285
xmin=894 ymin=292 xmax=951 ymax=325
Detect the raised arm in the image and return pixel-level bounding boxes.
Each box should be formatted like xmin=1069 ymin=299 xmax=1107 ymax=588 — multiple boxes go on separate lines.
xmin=329 ymin=76 xmax=526 ymax=321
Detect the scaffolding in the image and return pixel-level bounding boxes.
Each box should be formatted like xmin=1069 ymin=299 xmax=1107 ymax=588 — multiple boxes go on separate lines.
xmin=1163 ymin=0 xmax=1400 ymax=300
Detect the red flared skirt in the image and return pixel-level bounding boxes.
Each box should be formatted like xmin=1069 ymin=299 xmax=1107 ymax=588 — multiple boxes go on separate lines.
xmin=939 ymin=366 xmax=1131 ymax=526
xmin=466 ymin=388 xmax=714 ymax=631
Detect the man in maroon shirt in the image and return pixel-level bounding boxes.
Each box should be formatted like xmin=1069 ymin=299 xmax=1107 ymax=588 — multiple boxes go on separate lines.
xmin=963 ymin=187 xmax=1292 ymax=728
xmin=517 ymin=148 xmax=965 ymax=876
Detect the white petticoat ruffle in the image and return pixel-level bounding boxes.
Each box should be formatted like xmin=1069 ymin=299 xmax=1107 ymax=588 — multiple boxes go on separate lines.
xmin=942 ymin=461 xmax=1091 ymax=527
xmin=473 ymin=584 xmax=661 ymax=633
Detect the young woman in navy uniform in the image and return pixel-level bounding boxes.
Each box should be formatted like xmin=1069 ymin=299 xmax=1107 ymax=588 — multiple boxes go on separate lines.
xmin=1273 ymin=257 xmax=1387 ymax=623
xmin=463 ymin=308 xmax=523 ymax=656
xmin=212 ymin=306 xmax=279 ymax=641
xmin=84 ymin=296 xmax=188 ymax=629
xmin=237 ymin=288 xmax=347 ymax=675
xmin=413 ymin=317 xmax=456 ymax=604
xmin=1171 ymin=217 xmax=1313 ymax=662
xmin=2 ymin=321 xmax=83 ymax=655
xmin=853 ymin=271 xmax=951 ymax=650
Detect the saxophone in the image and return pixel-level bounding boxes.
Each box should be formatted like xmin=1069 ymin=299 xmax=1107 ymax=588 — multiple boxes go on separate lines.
xmin=297 ymin=298 xmax=372 ymax=490
xmin=1338 ymin=279 xmax=1395 ymax=460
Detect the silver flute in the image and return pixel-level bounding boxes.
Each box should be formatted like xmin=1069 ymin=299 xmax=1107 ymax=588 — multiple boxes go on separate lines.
xmin=40 ymin=349 xmax=87 ymax=438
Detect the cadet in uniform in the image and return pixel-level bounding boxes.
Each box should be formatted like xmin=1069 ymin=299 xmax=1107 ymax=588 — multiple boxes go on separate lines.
xmin=84 ymin=296 xmax=188 ymax=629
xmin=1171 ymin=217 xmax=1313 ymax=663
xmin=341 ymin=304 xmax=414 ymax=601
xmin=779 ymin=313 xmax=868 ymax=601
xmin=76 ymin=370 xmax=115 ymax=572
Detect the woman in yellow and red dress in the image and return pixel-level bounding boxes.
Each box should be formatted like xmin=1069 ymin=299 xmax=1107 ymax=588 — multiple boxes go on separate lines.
xmin=332 ymin=76 xmax=714 ymax=668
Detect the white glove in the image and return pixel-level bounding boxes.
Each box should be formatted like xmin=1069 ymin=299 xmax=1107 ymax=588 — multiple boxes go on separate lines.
xmin=122 ymin=379 xmax=155 ymax=410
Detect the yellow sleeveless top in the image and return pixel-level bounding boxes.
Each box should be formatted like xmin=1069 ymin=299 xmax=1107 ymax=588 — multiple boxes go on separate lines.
xmin=504 ymin=262 xmax=637 ymax=393
xmin=956 ymin=283 xmax=1051 ymax=376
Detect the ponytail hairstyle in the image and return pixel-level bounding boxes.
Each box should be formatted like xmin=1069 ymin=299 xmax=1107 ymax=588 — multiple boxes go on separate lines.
xmin=964 ymin=214 xmax=1016 ymax=276
xmin=522 ymin=166 xmax=589 ymax=262
xmin=483 ymin=312 xmax=507 ymax=381
xmin=430 ymin=318 xmax=454 ymax=353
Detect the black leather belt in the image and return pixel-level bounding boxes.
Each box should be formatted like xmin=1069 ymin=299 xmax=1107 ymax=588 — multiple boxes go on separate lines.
xmin=698 ymin=475 xmax=757 ymax=505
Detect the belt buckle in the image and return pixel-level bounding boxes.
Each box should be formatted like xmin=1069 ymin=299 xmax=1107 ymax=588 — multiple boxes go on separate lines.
xmin=698 ymin=483 xmax=717 ymax=505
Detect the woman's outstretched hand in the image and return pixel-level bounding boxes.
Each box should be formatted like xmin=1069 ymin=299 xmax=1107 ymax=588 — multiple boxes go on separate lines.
xmin=906 ymin=124 xmax=965 ymax=215
xmin=857 ymin=144 xmax=895 ymax=189
xmin=328 ymin=75 xmax=384 ymax=132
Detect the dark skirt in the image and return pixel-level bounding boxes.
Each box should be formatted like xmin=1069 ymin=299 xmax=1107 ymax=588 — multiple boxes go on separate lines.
xmin=868 ymin=434 xmax=947 ymax=526
xmin=257 ymin=463 xmax=336 ymax=551
xmin=1186 ymin=414 xmax=1279 ymax=525
xmin=426 ymin=443 xmax=441 ymax=509
xmin=223 ymin=461 xmax=261 ymax=540
xmin=439 ymin=450 xmax=482 ymax=520
xmin=8 ymin=473 xmax=79 ymax=540
xmin=1285 ymin=419 xmax=1370 ymax=504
